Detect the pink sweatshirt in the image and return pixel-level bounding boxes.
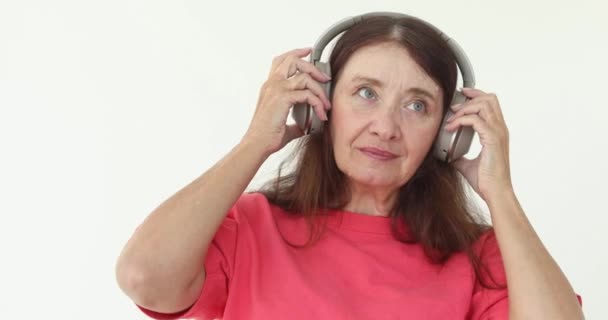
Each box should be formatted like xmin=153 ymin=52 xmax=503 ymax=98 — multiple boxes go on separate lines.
xmin=137 ymin=192 xmax=582 ymax=319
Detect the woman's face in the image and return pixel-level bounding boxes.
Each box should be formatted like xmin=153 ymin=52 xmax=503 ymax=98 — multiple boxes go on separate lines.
xmin=329 ymin=42 xmax=444 ymax=192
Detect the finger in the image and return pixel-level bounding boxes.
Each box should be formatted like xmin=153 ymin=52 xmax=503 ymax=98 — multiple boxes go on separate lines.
xmin=449 ymin=88 xmax=474 ymax=111
xmin=444 ymin=114 xmax=500 ymax=144
xmin=286 ymin=72 xmax=331 ymax=109
xmin=461 ymin=87 xmax=487 ymax=98
xmin=450 ymin=102 xmax=464 ymax=112
xmin=452 ymin=91 xmax=505 ymax=122
xmin=271 ymin=47 xmax=312 ymax=69
xmin=275 ymin=55 xmax=331 ymax=82
xmin=288 ymin=90 xmax=328 ymax=121
xmin=445 ymin=113 xmax=487 ymax=131
xmin=451 ymin=156 xmax=474 ymax=176
xmin=285 ymin=123 xmax=305 ymax=141
xmin=447 ymin=100 xmax=498 ymax=124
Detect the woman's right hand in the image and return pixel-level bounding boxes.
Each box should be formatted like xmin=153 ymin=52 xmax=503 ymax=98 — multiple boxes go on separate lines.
xmin=241 ymin=47 xmax=332 ymax=156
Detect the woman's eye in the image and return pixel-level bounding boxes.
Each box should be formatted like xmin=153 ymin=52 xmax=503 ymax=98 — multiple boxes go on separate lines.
xmin=406 ymin=101 xmax=426 ymax=112
xmin=357 ymin=87 xmax=376 ymax=100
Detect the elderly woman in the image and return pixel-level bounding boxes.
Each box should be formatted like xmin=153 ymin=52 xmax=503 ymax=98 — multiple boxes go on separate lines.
xmin=116 ymin=13 xmax=584 ymax=320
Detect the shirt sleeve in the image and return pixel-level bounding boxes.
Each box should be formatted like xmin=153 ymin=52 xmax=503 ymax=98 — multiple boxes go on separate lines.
xmin=468 ymin=229 xmax=583 ymax=320
xmin=136 ymin=198 xmax=241 ymax=320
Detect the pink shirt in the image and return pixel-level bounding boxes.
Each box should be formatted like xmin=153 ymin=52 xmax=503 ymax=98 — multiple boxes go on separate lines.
xmin=137 ymin=192 xmax=582 ymax=319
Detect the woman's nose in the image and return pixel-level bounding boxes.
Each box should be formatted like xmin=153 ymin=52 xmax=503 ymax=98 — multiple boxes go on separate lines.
xmin=369 ymin=108 xmax=401 ymax=141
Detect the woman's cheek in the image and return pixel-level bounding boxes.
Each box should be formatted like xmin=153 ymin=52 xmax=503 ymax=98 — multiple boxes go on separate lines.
xmin=349 ymin=97 xmax=373 ymax=112
xmin=401 ymin=109 xmax=437 ymax=125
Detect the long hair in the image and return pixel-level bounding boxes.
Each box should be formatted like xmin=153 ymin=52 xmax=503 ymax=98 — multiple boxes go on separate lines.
xmin=252 ymin=15 xmax=506 ymax=290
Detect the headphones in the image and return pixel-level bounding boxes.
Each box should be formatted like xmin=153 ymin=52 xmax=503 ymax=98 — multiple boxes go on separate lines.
xmin=291 ymin=12 xmax=476 ymax=163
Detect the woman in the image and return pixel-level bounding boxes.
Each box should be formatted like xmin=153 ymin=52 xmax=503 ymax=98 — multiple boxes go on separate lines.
xmin=116 ymin=14 xmax=584 ymax=319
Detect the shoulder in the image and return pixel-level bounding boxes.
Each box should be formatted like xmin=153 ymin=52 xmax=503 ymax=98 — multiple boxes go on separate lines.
xmin=235 ymin=191 xmax=271 ymax=209
xmin=233 ymin=192 xmax=272 ymax=216
xmin=471 ymin=227 xmax=507 ymax=284
xmin=471 ymin=227 xmax=502 ymax=260
xmin=473 ymin=227 xmax=497 ymax=247
xmin=230 ymin=191 xmax=278 ymax=224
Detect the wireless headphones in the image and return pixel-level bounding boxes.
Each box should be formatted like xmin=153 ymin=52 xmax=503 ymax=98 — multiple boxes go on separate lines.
xmin=291 ymin=11 xmax=476 ymax=163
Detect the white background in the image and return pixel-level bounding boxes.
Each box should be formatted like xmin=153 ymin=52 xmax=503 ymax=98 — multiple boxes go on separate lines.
xmin=1 ymin=0 xmax=606 ymax=319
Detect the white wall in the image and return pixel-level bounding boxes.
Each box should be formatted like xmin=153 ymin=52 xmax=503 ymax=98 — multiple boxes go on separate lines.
xmin=0 ymin=0 xmax=605 ymax=319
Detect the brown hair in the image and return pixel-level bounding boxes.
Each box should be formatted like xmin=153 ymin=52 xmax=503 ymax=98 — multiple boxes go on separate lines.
xmin=252 ymin=15 xmax=506 ymax=290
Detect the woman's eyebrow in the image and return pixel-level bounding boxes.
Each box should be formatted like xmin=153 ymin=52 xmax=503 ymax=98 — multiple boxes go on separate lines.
xmin=351 ymin=75 xmax=438 ymax=102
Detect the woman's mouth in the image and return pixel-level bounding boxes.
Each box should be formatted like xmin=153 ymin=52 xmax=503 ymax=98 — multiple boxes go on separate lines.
xmin=359 ymin=147 xmax=398 ymax=161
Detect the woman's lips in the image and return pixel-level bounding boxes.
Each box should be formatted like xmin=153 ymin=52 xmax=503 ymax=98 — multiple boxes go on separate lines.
xmin=359 ymin=148 xmax=398 ymax=160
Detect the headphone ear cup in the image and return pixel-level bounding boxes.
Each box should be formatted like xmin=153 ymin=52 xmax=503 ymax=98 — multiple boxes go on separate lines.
xmin=433 ymin=90 xmax=475 ymax=162
xmin=290 ymin=61 xmax=332 ymax=135
xmin=307 ymin=61 xmax=332 ymax=135
xmin=315 ymin=61 xmax=332 ymax=100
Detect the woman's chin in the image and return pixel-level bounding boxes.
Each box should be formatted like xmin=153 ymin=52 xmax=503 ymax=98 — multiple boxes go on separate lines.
xmin=350 ymin=173 xmax=400 ymax=189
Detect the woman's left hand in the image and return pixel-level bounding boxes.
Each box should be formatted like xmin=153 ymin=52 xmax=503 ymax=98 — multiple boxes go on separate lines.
xmin=444 ymin=87 xmax=513 ymax=202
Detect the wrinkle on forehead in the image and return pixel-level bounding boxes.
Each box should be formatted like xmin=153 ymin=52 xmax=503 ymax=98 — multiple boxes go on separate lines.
xmin=338 ymin=42 xmax=442 ymax=100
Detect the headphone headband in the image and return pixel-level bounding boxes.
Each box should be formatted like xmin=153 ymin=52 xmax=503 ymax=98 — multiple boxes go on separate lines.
xmin=310 ymin=12 xmax=475 ymax=88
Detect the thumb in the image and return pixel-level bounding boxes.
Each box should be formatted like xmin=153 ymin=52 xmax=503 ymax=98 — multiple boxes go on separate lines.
xmin=451 ymin=156 xmax=473 ymax=176
xmin=284 ymin=123 xmax=305 ymax=144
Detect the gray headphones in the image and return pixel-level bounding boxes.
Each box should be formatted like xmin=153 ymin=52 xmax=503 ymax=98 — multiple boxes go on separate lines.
xmin=291 ymin=11 xmax=476 ymax=163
